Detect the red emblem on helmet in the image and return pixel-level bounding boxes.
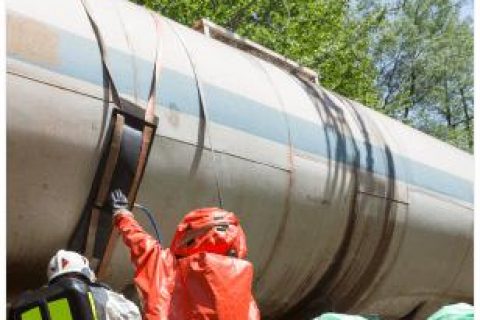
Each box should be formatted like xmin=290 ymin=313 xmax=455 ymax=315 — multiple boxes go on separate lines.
xmin=61 ymin=258 xmax=69 ymax=269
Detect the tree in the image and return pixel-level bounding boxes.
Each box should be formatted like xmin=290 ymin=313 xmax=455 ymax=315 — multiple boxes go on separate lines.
xmin=367 ymin=0 xmax=473 ymax=151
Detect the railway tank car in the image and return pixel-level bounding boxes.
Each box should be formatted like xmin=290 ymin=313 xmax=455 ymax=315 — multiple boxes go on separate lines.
xmin=7 ymin=0 xmax=473 ymax=318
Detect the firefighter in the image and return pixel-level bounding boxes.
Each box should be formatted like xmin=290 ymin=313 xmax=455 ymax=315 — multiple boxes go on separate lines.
xmin=110 ymin=189 xmax=260 ymax=320
xmin=9 ymin=250 xmax=140 ymax=320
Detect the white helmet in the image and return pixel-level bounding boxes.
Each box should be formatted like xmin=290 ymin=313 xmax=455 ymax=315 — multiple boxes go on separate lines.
xmin=47 ymin=250 xmax=96 ymax=283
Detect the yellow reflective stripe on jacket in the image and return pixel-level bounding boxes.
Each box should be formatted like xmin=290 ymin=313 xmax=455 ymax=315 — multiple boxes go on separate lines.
xmin=88 ymin=292 xmax=99 ymax=320
xmin=21 ymin=306 xmax=41 ymax=320
xmin=21 ymin=298 xmax=75 ymax=320
xmin=47 ymin=298 xmax=73 ymax=320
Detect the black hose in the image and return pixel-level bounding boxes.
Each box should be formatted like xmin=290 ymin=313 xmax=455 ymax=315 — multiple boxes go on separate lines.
xmin=133 ymin=203 xmax=163 ymax=245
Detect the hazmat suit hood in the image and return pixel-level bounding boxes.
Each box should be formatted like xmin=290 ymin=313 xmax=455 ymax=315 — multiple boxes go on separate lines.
xmin=170 ymin=207 xmax=248 ymax=258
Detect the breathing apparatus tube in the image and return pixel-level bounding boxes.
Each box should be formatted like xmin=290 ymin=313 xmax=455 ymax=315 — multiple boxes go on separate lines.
xmin=133 ymin=203 xmax=163 ymax=245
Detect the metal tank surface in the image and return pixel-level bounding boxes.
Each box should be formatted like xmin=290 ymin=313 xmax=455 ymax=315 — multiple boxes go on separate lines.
xmin=6 ymin=0 xmax=473 ymax=318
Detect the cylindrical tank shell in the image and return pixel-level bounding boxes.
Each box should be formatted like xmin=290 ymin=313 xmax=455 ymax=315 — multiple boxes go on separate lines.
xmin=6 ymin=0 xmax=473 ymax=318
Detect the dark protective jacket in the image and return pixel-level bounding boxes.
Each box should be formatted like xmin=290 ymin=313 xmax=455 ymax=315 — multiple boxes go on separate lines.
xmin=8 ymin=276 xmax=140 ymax=320
xmin=114 ymin=207 xmax=261 ymax=320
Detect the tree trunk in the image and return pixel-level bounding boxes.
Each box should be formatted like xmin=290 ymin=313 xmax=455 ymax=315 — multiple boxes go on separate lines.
xmin=444 ymin=78 xmax=453 ymax=127
xmin=405 ymin=68 xmax=415 ymax=119
xmin=460 ymin=87 xmax=473 ymax=149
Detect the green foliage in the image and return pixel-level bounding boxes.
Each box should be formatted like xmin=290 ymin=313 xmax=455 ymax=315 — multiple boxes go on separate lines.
xmin=367 ymin=0 xmax=473 ymax=152
xmin=132 ymin=0 xmax=473 ymax=152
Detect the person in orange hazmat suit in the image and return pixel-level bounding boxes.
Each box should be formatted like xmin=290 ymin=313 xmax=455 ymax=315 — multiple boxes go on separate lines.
xmin=110 ymin=189 xmax=261 ymax=320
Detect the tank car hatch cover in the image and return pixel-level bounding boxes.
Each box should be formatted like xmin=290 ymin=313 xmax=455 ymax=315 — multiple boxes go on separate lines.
xmin=68 ymin=107 xmax=158 ymax=276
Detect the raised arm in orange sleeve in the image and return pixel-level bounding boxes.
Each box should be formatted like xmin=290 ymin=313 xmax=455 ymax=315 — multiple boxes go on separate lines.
xmin=113 ymin=210 xmax=176 ymax=319
xmin=113 ymin=210 xmax=162 ymax=268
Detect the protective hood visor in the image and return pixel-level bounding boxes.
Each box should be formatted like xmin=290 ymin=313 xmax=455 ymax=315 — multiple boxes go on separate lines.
xmin=170 ymin=208 xmax=247 ymax=258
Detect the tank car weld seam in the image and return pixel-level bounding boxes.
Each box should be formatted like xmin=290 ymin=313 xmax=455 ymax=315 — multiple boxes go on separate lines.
xmin=356 ymin=190 xmax=408 ymax=205
xmin=166 ymin=19 xmax=225 ymax=209
xmin=7 ymin=70 xmax=105 ymax=102
xmin=243 ymin=50 xmax=296 ymax=294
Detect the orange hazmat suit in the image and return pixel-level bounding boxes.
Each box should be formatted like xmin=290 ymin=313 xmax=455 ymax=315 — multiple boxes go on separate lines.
xmin=114 ymin=207 xmax=260 ymax=320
